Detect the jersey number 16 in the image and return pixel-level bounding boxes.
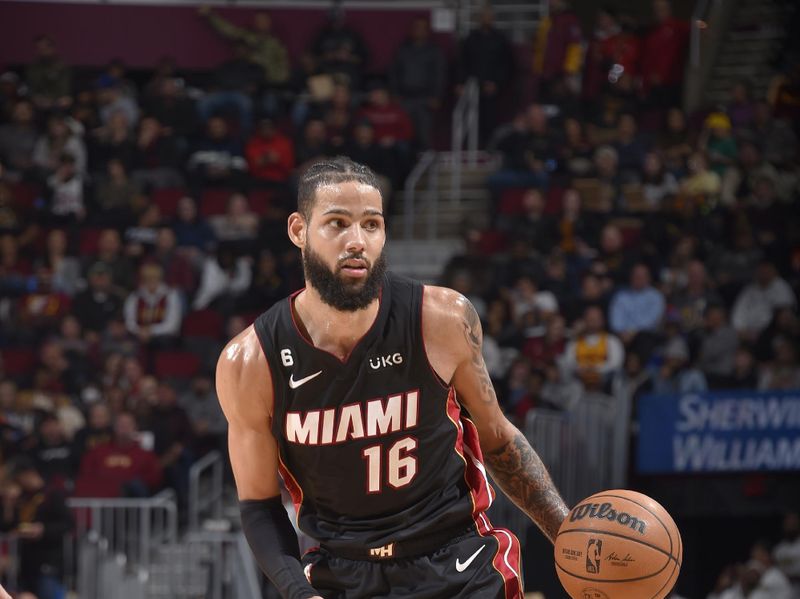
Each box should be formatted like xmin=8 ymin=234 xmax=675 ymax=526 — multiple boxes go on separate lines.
xmin=361 ymin=437 xmax=418 ymax=494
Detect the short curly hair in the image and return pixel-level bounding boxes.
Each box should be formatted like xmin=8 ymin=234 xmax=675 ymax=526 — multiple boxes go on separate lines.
xmin=296 ymin=156 xmax=382 ymax=220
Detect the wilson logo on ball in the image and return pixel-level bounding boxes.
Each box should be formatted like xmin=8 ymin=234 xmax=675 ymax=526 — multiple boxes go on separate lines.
xmin=569 ymin=502 xmax=647 ymax=535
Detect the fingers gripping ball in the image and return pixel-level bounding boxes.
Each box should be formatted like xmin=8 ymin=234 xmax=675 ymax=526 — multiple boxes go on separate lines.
xmin=554 ymin=489 xmax=682 ymax=599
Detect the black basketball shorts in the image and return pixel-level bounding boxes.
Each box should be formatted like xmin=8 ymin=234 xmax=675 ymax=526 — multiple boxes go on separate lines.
xmin=301 ymin=527 xmax=523 ymax=598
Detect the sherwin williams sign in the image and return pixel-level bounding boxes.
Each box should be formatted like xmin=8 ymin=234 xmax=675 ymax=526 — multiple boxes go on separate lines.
xmin=637 ymin=390 xmax=800 ymax=473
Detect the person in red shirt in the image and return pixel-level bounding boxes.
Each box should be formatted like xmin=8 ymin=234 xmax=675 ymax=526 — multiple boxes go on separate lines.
xmin=245 ymin=117 xmax=294 ymax=186
xmin=640 ymin=0 xmax=689 ymax=106
xmin=355 ymin=79 xmax=414 ymax=150
xmin=74 ymin=411 xmax=163 ymax=498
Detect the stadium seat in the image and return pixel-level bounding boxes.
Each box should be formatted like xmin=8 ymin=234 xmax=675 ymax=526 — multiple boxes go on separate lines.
xmin=10 ymin=182 xmax=41 ymax=210
xmin=78 ymin=228 xmax=104 ymax=256
xmin=1 ymin=348 xmax=36 ymax=376
xmin=477 ymin=229 xmax=508 ymax=255
xmin=182 ymin=309 xmax=224 ymax=339
xmin=247 ymin=189 xmax=274 ymax=215
xmin=498 ymin=188 xmax=527 ymax=215
xmin=153 ymin=350 xmax=201 ymax=379
xmin=200 ymin=188 xmax=234 ymax=217
xmin=151 ymin=187 xmax=187 ymax=218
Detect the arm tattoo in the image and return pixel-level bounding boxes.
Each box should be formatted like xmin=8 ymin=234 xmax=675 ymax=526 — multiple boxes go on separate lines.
xmin=460 ymin=299 xmax=497 ymax=404
xmin=484 ymin=431 xmax=569 ymax=543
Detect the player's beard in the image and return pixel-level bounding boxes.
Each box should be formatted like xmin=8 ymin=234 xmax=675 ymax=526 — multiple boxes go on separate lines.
xmin=302 ymin=245 xmax=387 ymax=312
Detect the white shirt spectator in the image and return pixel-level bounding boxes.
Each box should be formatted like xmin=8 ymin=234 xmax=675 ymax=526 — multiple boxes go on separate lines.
xmin=192 ymin=255 xmax=252 ymax=310
xmin=731 ymin=274 xmax=796 ymax=335
xmin=773 ymin=535 xmax=800 ymax=597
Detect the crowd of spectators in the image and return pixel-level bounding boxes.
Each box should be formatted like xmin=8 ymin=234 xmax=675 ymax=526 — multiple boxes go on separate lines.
xmin=0 ymin=0 xmax=798 ymax=597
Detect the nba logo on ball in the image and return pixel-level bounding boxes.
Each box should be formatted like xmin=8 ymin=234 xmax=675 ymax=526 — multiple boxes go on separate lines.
xmin=586 ymin=539 xmax=602 ymax=573
xmin=554 ymin=490 xmax=683 ymax=599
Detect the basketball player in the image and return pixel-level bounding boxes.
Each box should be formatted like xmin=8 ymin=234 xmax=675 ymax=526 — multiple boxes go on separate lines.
xmin=216 ymin=157 xmax=569 ymax=598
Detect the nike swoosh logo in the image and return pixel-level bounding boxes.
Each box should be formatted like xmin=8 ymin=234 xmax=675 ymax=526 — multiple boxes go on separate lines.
xmin=455 ymin=544 xmax=486 ymax=572
xmin=288 ymin=370 xmax=323 ymax=389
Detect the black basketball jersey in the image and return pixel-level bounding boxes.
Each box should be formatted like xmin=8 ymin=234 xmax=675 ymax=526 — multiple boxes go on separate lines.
xmin=253 ymin=271 xmax=496 ymax=551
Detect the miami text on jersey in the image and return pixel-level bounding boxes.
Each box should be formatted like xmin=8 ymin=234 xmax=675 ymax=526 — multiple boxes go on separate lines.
xmin=285 ymin=390 xmax=420 ymax=445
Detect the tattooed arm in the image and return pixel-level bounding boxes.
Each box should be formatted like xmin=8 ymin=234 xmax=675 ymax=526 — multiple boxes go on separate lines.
xmin=422 ymin=287 xmax=569 ymax=542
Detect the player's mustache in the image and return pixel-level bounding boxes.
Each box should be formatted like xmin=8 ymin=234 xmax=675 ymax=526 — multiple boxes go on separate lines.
xmin=337 ymin=253 xmax=371 ymax=269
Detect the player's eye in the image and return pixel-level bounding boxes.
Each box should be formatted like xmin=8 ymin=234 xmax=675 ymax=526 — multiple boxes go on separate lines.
xmin=330 ymin=219 xmax=347 ymax=228
xmin=364 ymin=220 xmax=380 ymax=231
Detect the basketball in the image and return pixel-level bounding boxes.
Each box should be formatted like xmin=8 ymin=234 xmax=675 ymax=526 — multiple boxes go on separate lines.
xmin=554 ymin=489 xmax=682 ymax=599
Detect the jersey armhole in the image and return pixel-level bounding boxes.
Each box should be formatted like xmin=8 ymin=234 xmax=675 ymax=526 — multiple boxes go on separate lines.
xmin=419 ymin=284 xmax=452 ymax=391
xmin=252 ymin=313 xmax=281 ymax=433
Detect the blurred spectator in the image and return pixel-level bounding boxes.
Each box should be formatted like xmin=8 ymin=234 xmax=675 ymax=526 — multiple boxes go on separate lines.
xmin=17 ymin=267 xmax=71 ymax=340
xmin=74 ymin=411 xmax=162 ymax=498
xmin=696 ymin=303 xmax=738 ymax=388
xmin=172 ymin=196 xmax=217 ymax=257
xmin=458 ymin=7 xmax=514 ymax=144
xmin=131 ymin=116 xmax=185 ymax=191
xmin=356 ymin=79 xmax=414 ymax=157
xmin=89 ymin=109 xmax=136 ymax=176
xmin=26 ymin=414 xmax=74 ymax=487
xmin=245 ymin=117 xmax=294 ymax=186
xmin=311 ymin=6 xmax=369 ymax=89
xmin=319 ymin=81 xmax=355 ymax=151
xmin=736 ymin=541 xmax=794 ymax=599
xmin=679 ymin=151 xmax=721 ymax=208
xmin=196 ymin=43 xmax=262 ymax=136
xmin=597 ymin=223 xmax=637 ymax=285
xmin=641 ymin=151 xmax=679 ymax=209
xmin=294 ymin=118 xmax=331 ymax=170
xmin=731 ymin=261 xmax=796 ymax=341
xmin=488 ymin=104 xmax=556 ymax=192
xmin=533 ymin=0 xmax=583 ymax=102
xmin=38 ymin=229 xmax=81 ymax=296
xmin=773 ymin=511 xmax=800 ymax=597
xmin=208 ymin=192 xmax=259 ymax=246
xmin=727 ymin=80 xmax=756 ymax=130
xmin=757 ymin=336 xmax=800 ymax=391
xmin=701 ymin=112 xmax=738 ymax=178
xmin=87 ymin=228 xmax=136 ymax=292
xmin=652 ymin=324 xmax=708 ymax=394
xmin=670 ymin=260 xmax=722 ymax=335
xmin=32 ymin=114 xmax=87 ymax=178
xmin=123 ymin=262 xmax=183 ymax=346
xmin=613 ymin=113 xmax=649 ymax=179
xmin=720 ymin=141 xmax=780 ymax=207
xmin=142 ymin=382 xmax=194 ymax=507
xmin=639 ymin=0 xmax=688 ymax=108
xmin=142 ymin=77 xmax=198 ymax=140
xmin=342 ymin=119 xmax=396 ymax=195
xmin=509 ymin=274 xmax=559 ymax=325
xmin=71 ymin=402 xmax=113 ymax=469
xmin=71 ymin=261 xmax=125 ymax=337
xmin=24 ymin=35 xmax=72 ymax=111
xmin=199 ymin=7 xmax=290 ymax=88
xmin=187 ymin=116 xmax=248 ymax=192
xmin=746 ymin=101 xmax=797 ymax=167
xmin=609 ymin=263 xmax=666 ymax=344
xmin=390 ymin=16 xmax=445 ymax=149
xmin=239 ymin=248 xmax=288 ymax=312
xmin=558 ymin=117 xmax=594 ymax=177
xmin=561 ymin=305 xmax=624 ymax=391
xmin=0 ymin=100 xmax=38 ymax=180
xmin=657 ymin=107 xmax=694 ymax=175
xmin=180 ymin=373 xmax=226 ymax=456
xmin=523 ymin=313 xmax=567 ymax=371
xmin=92 ymin=158 xmax=139 ymax=227
xmin=1 ymin=459 xmax=73 ymax=599
xmin=192 ymin=245 xmax=252 ymax=312
xmin=148 ymin=227 xmax=197 ymax=296
xmin=96 ymin=76 xmax=140 ymax=129
xmin=44 ymin=152 xmax=84 ymax=224
xmin=0 ymin=380 xmax=34 ymax=444
xmin=498 ymin=188 xmax=556 ymax=255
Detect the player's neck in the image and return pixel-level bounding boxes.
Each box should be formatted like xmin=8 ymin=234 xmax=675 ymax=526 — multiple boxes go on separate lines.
xmin=293 ymin=286 xmax=380 ymax=359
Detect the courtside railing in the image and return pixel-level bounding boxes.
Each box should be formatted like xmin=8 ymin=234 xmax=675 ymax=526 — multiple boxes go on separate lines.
xmin=188 ymin=450 xmax=224 ymax=531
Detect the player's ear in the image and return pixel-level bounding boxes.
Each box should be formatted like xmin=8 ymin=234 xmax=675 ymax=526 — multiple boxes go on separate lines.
xmin=287 ymin=212 xmax=306 ymax=249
